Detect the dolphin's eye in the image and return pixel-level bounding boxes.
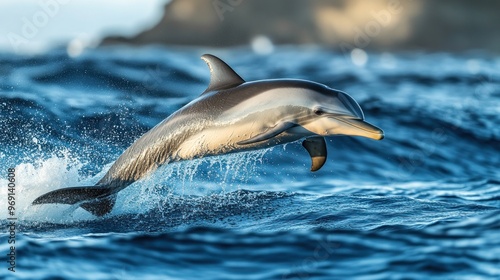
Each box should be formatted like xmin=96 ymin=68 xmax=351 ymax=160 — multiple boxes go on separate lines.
xmin=313 ymin=108 xmax=324 ymax=116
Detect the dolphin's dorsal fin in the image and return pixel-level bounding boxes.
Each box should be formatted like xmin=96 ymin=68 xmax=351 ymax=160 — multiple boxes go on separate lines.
xmin=201 ymin=54 xmax=245 ymax=94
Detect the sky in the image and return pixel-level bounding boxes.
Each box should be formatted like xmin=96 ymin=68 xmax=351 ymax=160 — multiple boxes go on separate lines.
xmin=0 ymin=0 xmax=167 ymax=54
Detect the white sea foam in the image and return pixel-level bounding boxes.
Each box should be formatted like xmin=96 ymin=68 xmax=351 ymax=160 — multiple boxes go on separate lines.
xmin=0 ymin=150 xmax=105 ymax=222
xmin=0 ymin=148 xmax=272 ymax=223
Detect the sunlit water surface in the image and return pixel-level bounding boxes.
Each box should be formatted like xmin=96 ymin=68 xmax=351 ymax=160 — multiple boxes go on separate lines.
xmin=0 ymin=47 xmax=499 ymax=279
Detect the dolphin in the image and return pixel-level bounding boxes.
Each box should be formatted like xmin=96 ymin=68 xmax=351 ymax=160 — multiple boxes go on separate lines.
xmin=32 ymin=54 xmax=384 ymax=216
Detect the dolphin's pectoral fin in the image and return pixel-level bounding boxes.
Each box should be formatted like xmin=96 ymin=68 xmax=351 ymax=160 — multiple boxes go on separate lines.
xmin=201 ymin=54 xmax=245 ymax=94
xmin=237 ymin=122 xmax=296 ymax=145
xmin=302 ymin=136 xmax=327 ymax=172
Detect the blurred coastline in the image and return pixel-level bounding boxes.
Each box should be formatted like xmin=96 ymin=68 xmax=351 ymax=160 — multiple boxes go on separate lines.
xmin=101 ymin=0 xmax=500 ymax=53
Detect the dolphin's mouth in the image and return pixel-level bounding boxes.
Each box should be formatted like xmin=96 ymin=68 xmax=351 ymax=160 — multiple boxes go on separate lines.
xmin=332 ymin=116 xmax=384 ymax=140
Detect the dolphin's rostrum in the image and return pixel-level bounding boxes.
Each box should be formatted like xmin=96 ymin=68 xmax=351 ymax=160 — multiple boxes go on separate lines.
xmin=32 ymin=54 xmax=384 ymax=216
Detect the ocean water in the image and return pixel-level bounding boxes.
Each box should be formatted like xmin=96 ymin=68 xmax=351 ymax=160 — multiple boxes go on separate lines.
xmin=0 ymin=47 xmax=499 ymax=280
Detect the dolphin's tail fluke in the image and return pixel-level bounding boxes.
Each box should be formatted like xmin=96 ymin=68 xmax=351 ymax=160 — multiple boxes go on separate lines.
xmin=32 ymin=185 xmax=116 ymax=217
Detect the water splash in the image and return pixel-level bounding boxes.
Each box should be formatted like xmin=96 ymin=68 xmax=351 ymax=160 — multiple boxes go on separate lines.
xmin=0 ymin=149 xmax=97 ymax=222
xmin=114 ymin=149 xmax=272 ymax=217
xmin=1 ymin=145 xmax=274 ymax=224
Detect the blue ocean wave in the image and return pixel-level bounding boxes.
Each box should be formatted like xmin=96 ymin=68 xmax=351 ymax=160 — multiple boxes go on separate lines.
xmin=0 ymin=47 xmax=499 ymax=279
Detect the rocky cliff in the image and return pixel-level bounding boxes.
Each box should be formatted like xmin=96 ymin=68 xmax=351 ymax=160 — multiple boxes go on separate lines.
xmin=100 ymin=0 xmax=500 ymax=52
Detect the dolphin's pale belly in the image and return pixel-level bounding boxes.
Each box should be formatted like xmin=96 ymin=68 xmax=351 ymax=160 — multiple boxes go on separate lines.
xmin=176 ymin=121 xmax=296 ymax=160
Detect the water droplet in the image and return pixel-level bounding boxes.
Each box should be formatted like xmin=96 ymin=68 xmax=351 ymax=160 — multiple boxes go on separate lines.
xmin=251 ymin=35 xmax=274 ymax=55
xmin=351 ymin=48 xmax=368 ymax=67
